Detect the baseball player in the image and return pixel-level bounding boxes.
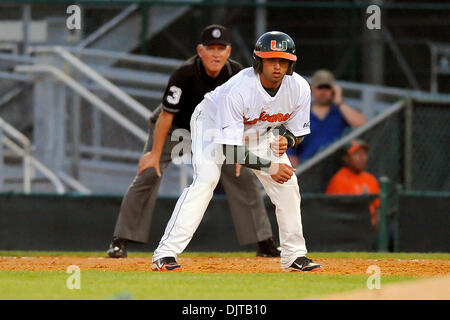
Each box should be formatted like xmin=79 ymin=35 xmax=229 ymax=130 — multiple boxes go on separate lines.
xmin=107 ymin=25 xmax=280 ymax=259
xmin=151 ymin=31 xmax=323 ymax=272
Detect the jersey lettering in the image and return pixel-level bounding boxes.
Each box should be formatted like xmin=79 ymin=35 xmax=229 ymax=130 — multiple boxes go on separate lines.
xmin=243 ymin=111 xmax=291 ymax=125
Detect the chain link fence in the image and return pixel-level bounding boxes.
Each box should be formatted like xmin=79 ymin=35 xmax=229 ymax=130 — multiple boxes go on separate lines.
xmin=409 ymin=100 xmax=450 ymax=191
xmin=297 ymin=97 xmax=449 ymax=193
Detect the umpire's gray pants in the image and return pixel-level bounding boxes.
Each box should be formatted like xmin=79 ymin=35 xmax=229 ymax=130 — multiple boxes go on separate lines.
xmin=113 ymin=121 xmax=273 ymax=245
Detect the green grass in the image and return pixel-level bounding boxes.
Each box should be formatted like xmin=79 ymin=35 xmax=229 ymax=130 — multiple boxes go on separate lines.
xmin=0 ymin=270 xmax=418 ymax=300
xmin=1 ymin=251 xmax=449 ymax=260
xmin=0 ymin=251 xmax=446 ymax=299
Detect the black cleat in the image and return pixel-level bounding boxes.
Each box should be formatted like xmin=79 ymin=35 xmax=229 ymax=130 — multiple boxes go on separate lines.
xmin=152 ymin=257 xmax=183 ymax=271
xmin=257 ymin=237 xmax=281 ymax=257
xmin=288 ymin=256 xmax=323 ymax=272
xmin=106 ymin=238 xmax=128 ymax=258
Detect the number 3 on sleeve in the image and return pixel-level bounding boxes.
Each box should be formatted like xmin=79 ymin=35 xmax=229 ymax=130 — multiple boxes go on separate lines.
xmin=166 ymin=86 xmax=182 ymax=105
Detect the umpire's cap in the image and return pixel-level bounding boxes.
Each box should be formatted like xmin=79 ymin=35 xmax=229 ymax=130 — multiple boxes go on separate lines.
xmin=200 ymin=25 xmax=231 ymax=46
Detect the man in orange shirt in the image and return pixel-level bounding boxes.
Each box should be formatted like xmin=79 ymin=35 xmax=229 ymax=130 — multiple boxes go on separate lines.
xmin=326 ymin=139 xmax=380 ymax=225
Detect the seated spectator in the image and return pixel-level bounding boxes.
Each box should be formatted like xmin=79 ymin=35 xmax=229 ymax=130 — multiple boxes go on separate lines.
xmin=326 ymin=139 xmax=380 ymax=225
xmin=287 ymin=69 xmax=367 ymax=166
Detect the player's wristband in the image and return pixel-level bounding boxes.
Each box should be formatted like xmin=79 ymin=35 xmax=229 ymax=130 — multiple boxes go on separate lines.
xmin=282 ymin=130 xmax=305 ymax=149
xmin=282 ymin=130 xmax=297 ymax=148
xmin=296 ymin=136 xmax=305 ymax=145
xmin=223 ymin=145 xmax=271 ymax=172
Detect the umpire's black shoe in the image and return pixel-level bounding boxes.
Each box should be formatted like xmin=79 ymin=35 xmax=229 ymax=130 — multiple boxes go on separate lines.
xmin=287 ymin=256 xmax=323 ymax=272
xmin=257 ymin=237 xmax=281 ymax=257
xmin=106 ymin=237 xmax=128 ymax=258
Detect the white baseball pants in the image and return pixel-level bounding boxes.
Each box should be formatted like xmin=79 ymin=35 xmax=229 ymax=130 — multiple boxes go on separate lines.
xmin=152 ymin=102 xmax=308 ymax=269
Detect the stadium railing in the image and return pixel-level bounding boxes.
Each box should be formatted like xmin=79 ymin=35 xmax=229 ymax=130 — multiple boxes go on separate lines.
xmin=0 ymin=116 xmax=66 ymax=193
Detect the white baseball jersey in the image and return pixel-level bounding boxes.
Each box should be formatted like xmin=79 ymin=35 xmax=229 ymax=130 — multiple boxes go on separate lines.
xmin=201 ymin=67 xmax=311 ymax=146
xmin=154 ymin=67 xmax=311 ymax=268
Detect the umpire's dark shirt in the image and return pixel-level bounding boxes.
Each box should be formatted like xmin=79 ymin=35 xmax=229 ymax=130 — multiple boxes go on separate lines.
xmin=150 ymin=55 xmax=242 ymax=131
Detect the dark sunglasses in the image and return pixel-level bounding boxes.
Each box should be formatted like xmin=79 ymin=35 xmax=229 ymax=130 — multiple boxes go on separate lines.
xmin=316 ymin=85 xmax=332 ymax=90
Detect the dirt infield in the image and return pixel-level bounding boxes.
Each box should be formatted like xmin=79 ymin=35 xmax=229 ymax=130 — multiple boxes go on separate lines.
xmin=1 ymin=256 xmax=449 ymax=276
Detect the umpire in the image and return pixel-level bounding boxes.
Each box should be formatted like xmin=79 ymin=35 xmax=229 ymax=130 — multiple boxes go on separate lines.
xmin=107 ymin=25 xmax=280 ymax=258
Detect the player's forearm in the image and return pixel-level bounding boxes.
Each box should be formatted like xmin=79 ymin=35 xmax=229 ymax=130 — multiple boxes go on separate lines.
xmin=222 ymin=145 xmax=271 ymax=171
xmin=151 ymin=110 xmax=174 ymax=156
xmin=338 ymin=103 xmax=367 ymax=127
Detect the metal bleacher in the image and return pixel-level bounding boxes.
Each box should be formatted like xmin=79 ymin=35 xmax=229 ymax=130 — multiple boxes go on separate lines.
xmin=0 ymin=1 xmax=449 ymax=195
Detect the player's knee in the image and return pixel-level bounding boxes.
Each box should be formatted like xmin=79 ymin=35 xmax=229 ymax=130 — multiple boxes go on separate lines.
xmin=196 ymin=171 xmax=220 ymax=189
xmin=270 ymin=181 xmax=300 ymax=206
xmin=276 ymin=174 xmax=299 ymax=190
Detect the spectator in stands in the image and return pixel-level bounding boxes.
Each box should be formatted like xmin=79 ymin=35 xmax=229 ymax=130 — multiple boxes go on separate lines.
xmin=326 ymin=139 xmax=380 ymax=225
xmin=287 ymin=69 xmax=367 ymax=166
